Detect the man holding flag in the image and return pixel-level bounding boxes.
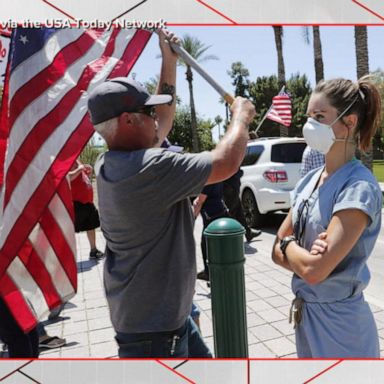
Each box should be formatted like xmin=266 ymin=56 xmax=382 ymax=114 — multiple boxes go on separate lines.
xmin=89 ymin=30 xmax=256 ymax=358
xmin=0 ymin=26 xmax=151 ymax=357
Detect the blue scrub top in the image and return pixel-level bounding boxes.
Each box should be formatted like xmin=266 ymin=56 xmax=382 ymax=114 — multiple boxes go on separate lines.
xmin=291 ymin=159 xmax=382 ymax=302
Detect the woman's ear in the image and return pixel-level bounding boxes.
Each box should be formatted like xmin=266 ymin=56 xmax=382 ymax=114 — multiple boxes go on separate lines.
xmin=344 ymin=113 xmax=358 ymax=133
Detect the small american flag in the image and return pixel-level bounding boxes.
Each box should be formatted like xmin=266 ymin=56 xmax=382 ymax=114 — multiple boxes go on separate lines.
xmin=0 ymin=27 xmax=151 ymax=332
xmin=266 ymin=90 xmax=292 ymax=127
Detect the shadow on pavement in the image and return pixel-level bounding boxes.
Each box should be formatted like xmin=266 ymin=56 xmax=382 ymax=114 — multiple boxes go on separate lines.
xmin=244 ymin=243 xmax=258 ymax=254
xmin=77 ymin=259 xmax=99 ymax=272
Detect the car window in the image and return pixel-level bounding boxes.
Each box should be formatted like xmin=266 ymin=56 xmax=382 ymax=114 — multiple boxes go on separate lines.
xmin=242 ymin=145 xmax=264 ymax=166
xmin=271 ymin=143 xmax=306 ymax=163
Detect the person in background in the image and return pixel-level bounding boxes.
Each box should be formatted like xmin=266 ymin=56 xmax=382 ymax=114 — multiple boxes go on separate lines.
xmin=193 ymin=182 xmax=229 ymax=282
xmin=0 ymin=297 xmax=39 ymax=357
xmin=37 ymin=322 xmax=66 ymax=350
xmin=272 ymin=76 xmax=382 ymax=358
xmin=69 ymin=159 xmax=104 ymax=260
xmin=300 ymin=145 xmax=325 ymax=177
xmin=223 ymin=168 xmax=261 ymax=243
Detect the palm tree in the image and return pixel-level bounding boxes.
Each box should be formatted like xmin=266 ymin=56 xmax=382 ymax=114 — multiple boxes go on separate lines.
xmin=179 ymin=35 xmax=218 ymax=152
xmin=355 ymin=26 xmax=369 ymax=78
xmin=272 ymin=26 xmax=287 ymax=136
xmin=303 ymin=27 xmax=324 ymax=84
xmin=272 ymin=26 xmax=285 ymax=88
xmin=354 ymin=26 xmax=372 ymax=170
xmin=214 ymin=115 xmax=223 ymax=139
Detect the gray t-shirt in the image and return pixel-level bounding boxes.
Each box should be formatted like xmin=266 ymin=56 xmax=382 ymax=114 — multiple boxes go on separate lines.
xmin=95 ymin=148 xmax=212 ymax=333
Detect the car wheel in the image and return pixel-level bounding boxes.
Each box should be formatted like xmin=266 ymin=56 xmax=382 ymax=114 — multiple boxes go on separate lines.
xmin=242 ymin=189 xmax=263 ymax=228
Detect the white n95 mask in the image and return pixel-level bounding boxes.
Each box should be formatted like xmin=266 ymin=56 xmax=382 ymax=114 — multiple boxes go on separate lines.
xmin=302 ymin=118 xmax=336 ymax=155
xmin=303 ymin=96 xmax=358 ymax=155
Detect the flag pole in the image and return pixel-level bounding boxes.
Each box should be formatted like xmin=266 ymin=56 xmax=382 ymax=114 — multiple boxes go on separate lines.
xmin=254 ymin=106 xmax=272 ymax=134
xmin=169 ymin=41 xmax=235 ymax=106
xmin=254 ymin=85 xmax=286 ymax=134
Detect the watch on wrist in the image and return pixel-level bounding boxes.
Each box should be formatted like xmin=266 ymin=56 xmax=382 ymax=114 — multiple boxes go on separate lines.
xmin=280 ymin=235 xmax=297 ymax=257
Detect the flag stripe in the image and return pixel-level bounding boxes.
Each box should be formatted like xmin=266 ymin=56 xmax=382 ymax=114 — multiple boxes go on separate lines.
xmin=7 ymin=257 xmax=50 ymax=318
xmin=28 ymin=223 xmax=74 ymax=299
xmin=5 ymin=30 xmax=114 ymax=175
xmin=10 ymin=29 xmax=84 ymax=99
xmin=0 ymin=27 xmax=151 ymax=331
xmin=48 ymin=186 xmax=76 ymax=256
xmin=0 ymin=274 xmax=38 ymax=332
xmin=40 ymin=208 xmax=77 ymax=287
xmin=3 ymin=30 xmax=120 ymax=209
xmin=15 ymin=240 xmax=61 ymax=308
xmin=0 ymin=31 xmax=149 ymax=248
xmin=266 ymin=91 xmax=292 ymax=127
xmin=0 ymin=119 xmax=90 ymax=277
xmin=2 ymin=28 xmax=142 ymax=211
xmin=9 ymin=30 xmax=105 ymax=127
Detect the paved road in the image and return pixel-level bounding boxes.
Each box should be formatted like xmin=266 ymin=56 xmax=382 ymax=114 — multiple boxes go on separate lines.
xmin=2 ymin=210 xmax=383 ymax=358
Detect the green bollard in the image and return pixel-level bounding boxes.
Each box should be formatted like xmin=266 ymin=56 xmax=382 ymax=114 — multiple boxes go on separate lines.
xmin=204 ymin=218 xmax=248 ymax=358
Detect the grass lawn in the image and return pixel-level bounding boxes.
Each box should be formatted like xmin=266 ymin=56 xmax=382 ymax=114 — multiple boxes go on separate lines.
xmin=373 ymin=160 xmax=384 ymax=183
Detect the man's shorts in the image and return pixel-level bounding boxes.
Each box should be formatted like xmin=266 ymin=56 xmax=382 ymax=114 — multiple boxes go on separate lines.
xmin=73 ymin=201 xmax=100 ymax=233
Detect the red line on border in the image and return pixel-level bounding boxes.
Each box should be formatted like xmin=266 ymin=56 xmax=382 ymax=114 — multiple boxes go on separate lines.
xmin=195 ymin=0 xmax=238 ymax=25
xmin=303 ymin=360 xmax=344 ymax=383
xmin=41 ymin=0 xmax=76 ymax=20
xmin=110 ymin=0 xmax=148 ymax=22
xmin=351 ymin=0 xmax=384 ymax=21
xmin=155 ymin=360 xmax=196 ymax=384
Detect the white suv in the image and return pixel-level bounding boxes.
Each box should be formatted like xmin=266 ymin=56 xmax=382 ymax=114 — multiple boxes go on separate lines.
xmin=240 ymin=137 xmax=306 ymax=227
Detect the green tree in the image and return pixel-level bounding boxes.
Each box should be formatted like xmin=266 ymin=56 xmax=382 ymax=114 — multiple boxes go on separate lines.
xmin=178 ymin=34 xmax=218 ymax=152
xmin=248 ymin=74 xmax=312 ymax=137
xmin=169 ymin=105 xmax=214 ymax=152
xmin=354 ymin=26 xmax=372 ymax=170
xmin=228 ymin=61 xmax=250 ymax=98
xmin=79 ymin=139 xmax=104 ymax=175
xmin=372 ymin=69 xmax=384 ymax=159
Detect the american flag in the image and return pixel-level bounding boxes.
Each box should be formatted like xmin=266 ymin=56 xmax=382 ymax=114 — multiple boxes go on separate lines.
xmin=266 ymin=90 xmax=292 ymax=127
xmin=0 ymin=27 xmax=151 ymax=332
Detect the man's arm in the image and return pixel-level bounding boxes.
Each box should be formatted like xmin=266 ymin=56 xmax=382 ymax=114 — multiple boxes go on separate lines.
xmin=206 ymin=97 xmax=256 ymax=184
xmin=193 ymin=193 xmax=208 ymax=218
xmin=155 ymin=30 xmax=178 ymax=146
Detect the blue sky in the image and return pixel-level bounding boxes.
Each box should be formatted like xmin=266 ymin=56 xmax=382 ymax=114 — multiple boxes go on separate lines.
xmin=129 ymin=26 xmax=384 ymax=141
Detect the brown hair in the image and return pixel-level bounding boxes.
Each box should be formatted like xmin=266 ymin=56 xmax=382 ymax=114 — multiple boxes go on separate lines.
xmin=313 ymin=76 xmax=381 ymax=152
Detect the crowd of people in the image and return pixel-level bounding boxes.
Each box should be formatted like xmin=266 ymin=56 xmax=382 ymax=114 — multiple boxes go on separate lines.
xmin=0 ymin=29 xmax=382 ymax=359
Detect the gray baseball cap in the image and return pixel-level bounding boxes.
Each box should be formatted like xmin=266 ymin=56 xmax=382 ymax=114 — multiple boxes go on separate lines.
xmin=87 ymin=78 xmax=172 ymax=124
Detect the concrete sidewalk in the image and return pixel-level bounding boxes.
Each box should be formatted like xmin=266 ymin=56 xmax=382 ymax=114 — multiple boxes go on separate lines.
xmin=29 ymin=217 xmax=384 ymax=358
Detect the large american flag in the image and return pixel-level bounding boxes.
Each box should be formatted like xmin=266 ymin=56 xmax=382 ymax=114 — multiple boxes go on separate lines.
xmin=266 ymin=90 xmax=292 ymax=127
xmin=0 ymin=27 xmax=151 ymax=332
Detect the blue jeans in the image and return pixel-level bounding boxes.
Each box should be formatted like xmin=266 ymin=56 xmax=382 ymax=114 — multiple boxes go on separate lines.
xmin=116 ymin=316 xmax=212 ymax=358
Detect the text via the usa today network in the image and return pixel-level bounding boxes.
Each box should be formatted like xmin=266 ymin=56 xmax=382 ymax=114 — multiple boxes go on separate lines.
xmin=1 ymin=18 xmax=167 ymax=30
